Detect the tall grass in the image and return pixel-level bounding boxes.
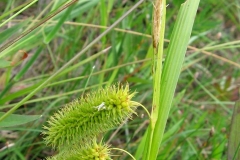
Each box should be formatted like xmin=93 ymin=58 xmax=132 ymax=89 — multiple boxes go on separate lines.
xmin=0 ymin=0 xmax=239 ymax=159
xmin=141 ymin=0 xmax=200 ymax=160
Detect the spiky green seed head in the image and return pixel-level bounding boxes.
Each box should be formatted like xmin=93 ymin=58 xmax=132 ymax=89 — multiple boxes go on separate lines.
xmin=43 ymin=84 xmax=139 ymax=148
xmin=47 ymin=140 xmax=112 ymax=160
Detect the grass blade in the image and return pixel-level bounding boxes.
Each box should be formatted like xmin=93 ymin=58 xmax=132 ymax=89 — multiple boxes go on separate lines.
xmin=0 ymin=0 xmax=38 ymax=28
xmin=0 ymin=0 xmax=78 ymax=56
xmin=44 ymin=4 xmax=74 ymax=44
xmin=146 ymin=0 xmax=200 ymax=159
xmin=0 ymin=0 xmax=145 ymax=123
xmin=228 ymin=100 xmax=240 ymax=160
xmin=143 ymin=0 xmax=166 ymax=159
xmin=0 ymin=112 xmax=41 ymax=128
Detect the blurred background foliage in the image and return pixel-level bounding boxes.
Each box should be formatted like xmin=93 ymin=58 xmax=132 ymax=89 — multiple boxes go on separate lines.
xmin=0 ymin=0 xmax=239 ymax=159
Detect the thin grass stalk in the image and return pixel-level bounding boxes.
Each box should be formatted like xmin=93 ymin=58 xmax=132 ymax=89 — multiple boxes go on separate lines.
xmin=146 ymin=0 xmax=200 ymax=159
xmin=0 ymin=0 xmax=145 ymax=123
xmin=0 ymin=58 xmax=149 ymax=107
xmin=0 ymin=0 xmax=38 ymax=28
xmin=0 ymin=0 xmax=34 ymax=21
xmin=142 ymin=0 xmax=166 ymax=159
xmin=0 ymin=0 xmax=78 ymax=56
xmin=44 ymin=3 xmax=75 ymax=44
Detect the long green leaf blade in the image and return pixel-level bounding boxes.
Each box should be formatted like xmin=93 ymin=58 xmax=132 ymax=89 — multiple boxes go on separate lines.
xmin=44 ymin=5 xmax=74 ymax=44
xmin=148 ymin=0 xmax=200 ymax=159
xmin=0 ymin=112 xmax=41 ymax=127
xmin=228 ymin=100 xmax=240 ymax=160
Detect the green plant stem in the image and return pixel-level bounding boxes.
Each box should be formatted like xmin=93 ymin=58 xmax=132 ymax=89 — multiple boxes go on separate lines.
xmin=138 ymin=103 xmax=151 ymax=119
xmin=0 ymin=0 xmax=34 ymax=21
xmin=82 ymin=66 xmax=95 ymax=96
xmin=0 ymin=58 xmax=150 ymax=107
xmin=112 ymin=148 xmax=136 ymax=160
xmin=44 ymin=3 xmax=75 ymax=44
xmin=227 ymin=100 xmax=240 ymax=159
xmin=146 ymin=1 xmax=200 ymax=159
xmin=0 ymin=0 xmax=145 ymax=123
xmin=143 ymin=0 xmax=166 ymax=159
xmin=0 ymin=0 xmax=38 ymax=28
xmin=0 ymin=0 xmax=78 ymax=56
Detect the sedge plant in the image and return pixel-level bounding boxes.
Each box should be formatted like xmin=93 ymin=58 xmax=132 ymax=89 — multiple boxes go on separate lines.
xmin=141 ymin=0 xmax=201 ymax=160
xmin=43 ymin=0 xmax=201 ymax=159
xmin=43 ymin=84 xmax=143 ymax=159
xmin=0 ymin=0 xmax=216 ymax=159
xmin=0 ymin=0 xmax=145 ymax=159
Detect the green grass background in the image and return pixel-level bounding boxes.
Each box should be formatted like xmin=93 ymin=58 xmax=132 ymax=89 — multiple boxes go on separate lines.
xmin=0 ymin=0 xmax=239 ymax=159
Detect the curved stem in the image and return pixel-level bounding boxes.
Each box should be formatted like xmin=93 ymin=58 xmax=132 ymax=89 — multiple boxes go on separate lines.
xmin=111 ymin=148 xmax=136 ymax=160
xmin=136 ymin=102 xmax=151 ymax=119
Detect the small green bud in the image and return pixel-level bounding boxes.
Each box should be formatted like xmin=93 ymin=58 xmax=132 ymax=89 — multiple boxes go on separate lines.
xmin=47 ymin=140 xmax=112 ymax=160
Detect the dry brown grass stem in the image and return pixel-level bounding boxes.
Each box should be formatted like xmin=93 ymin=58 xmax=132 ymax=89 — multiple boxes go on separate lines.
xmin=8 ymin=19 xmax=240 ymax=68
xmin=152 ymin=0 xmax=163 ymax=48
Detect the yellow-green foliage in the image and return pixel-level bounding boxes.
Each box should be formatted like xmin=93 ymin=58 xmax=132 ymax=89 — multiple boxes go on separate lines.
xmin=47 ymin=140 xmax=112 ymax=160
xmin=43 ymin=84 xmax=139 ymax=148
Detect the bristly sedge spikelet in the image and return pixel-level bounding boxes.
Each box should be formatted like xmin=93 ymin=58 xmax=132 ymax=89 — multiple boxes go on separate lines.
xmin=47 ymin=140 xmax=112 ymax=160
xmin=43 ymin=84 xmax=140 ymax=148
